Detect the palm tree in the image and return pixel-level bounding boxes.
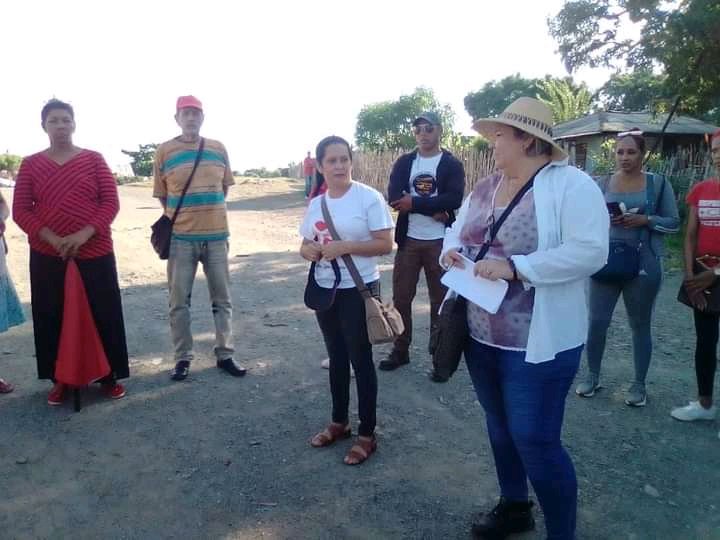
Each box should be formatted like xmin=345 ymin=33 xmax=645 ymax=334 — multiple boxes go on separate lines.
xmin=537 ymin=79 xmax=593 ymax=123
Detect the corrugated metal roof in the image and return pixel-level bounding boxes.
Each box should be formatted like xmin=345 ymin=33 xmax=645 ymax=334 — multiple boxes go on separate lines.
xmin=553 ymin=111 xmax=719 ymax=140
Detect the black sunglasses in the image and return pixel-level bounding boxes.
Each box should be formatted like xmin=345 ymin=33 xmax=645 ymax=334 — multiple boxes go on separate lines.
xmin=413 ymin=124 xmax=436 ymax=134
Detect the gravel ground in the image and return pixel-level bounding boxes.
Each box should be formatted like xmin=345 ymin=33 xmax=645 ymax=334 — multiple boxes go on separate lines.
xmin=0 ymin=179 xmax=718 ymax=540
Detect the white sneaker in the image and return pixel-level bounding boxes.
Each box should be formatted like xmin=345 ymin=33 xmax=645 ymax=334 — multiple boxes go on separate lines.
xmin=670 ymin=401 xmax=717 ymax=422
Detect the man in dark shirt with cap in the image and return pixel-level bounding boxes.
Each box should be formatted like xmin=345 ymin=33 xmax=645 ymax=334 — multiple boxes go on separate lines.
xmin=382 ymin=112 xmax=465 ymax=378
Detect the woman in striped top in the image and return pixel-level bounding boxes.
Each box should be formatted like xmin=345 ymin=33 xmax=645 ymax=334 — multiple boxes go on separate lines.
xmin=13 ymin=99 xmax=129 ymax=406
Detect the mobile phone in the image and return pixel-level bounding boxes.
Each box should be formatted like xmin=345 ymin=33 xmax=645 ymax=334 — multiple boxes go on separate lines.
xmin=606 ymin=202 xmax=623 ymax=217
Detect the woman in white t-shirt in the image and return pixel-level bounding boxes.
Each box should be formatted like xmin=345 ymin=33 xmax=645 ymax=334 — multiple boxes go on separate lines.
xmin=299 ymin=136 xmax=393 ymax=466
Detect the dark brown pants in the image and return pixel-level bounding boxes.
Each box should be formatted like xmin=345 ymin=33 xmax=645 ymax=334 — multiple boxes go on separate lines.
xmin=391 ymin=238 xmax=447 ymax=353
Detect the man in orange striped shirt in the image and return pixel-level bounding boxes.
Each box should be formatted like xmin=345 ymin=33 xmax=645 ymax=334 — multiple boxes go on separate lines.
xmin=154 ymin=95 xmax=246 ymax=381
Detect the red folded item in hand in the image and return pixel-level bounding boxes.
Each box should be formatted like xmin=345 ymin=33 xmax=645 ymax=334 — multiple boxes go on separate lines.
xmin=54 ymin=259 xmax=111 ymax=387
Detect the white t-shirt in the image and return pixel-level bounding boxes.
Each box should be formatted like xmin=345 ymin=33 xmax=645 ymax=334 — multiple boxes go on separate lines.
xmin=407 ymin=152 xmax=445 ymax=240
xmin=299 ymin=181 xmax=394 ymax=288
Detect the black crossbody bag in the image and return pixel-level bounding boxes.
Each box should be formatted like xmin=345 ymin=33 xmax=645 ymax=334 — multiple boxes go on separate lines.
xmin=592 ymin=173 xmax=664 ymax=283
xmin=429 ymin=165 xmax=545 ymax=382
xmin=150 ymin=138 xmax=205 ymax=260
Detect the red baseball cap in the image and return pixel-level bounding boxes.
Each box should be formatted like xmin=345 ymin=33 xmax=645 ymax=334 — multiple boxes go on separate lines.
xmin=176 ymin=95 xmax=203 ymax=112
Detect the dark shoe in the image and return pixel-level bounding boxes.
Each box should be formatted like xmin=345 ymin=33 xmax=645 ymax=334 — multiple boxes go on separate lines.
xmin=378 ymin=350 xmax=409 ymax=371
xmin=171 ymin=361 xmax=190 ymax=381
xmin=428 ymin=369 xmax=449 ymax=383
xmin=217 ymin=358 xmax=247 ymax=377
xmin=471 ymin=498 xmax=535 ymax=539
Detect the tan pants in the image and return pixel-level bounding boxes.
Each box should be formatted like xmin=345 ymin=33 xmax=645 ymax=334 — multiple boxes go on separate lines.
xmin=167 ymin=239 xmax=233 ymax=363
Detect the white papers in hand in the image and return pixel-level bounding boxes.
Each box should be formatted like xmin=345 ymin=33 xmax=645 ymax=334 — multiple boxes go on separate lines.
xmin=441 ymin=255 xmax=509 ymax=314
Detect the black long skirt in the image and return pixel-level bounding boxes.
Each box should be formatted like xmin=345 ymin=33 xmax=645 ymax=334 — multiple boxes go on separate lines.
xmin=30 ymin=250 xmax=129 ymax=381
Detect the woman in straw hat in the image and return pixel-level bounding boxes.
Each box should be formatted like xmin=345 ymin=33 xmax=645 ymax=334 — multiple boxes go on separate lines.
xmin=441 ymin=97 xmax=608 ymax=539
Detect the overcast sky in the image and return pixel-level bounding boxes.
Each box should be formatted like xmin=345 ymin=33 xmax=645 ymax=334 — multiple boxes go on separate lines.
xmin=1 ymin=0 xmax=612 ymax=173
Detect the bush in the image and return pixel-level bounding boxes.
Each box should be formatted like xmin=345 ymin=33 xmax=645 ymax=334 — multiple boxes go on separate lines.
xmin=114 ymin=175 xmax=145 ymax=185
xmin=587 ymin=140 xmax=616 ymax=176
xmin=242 ymin=167 xmax=283 ymax=178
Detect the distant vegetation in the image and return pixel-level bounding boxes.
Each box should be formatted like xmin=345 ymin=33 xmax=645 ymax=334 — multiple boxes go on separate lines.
xmin=242 ymin=167 xmax=290 ymax=178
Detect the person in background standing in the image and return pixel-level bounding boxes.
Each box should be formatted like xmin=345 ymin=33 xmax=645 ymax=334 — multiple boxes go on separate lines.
xmin=303 ymin=151 xmax=316 ymax=198
xmin=671 ymin=130 xmax=720 ymax=434
xmin=576 ymin=130 xmax=679 ymax=407
xmin=308 ymin=171 xmax=327 ymax=201
xmin=381 ymin=111 xmax=465 ymax=378
xmin=154 ymin=95 xmax=246 ymax=381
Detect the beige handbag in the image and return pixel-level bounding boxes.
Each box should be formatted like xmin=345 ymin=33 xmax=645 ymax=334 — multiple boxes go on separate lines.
xmin=320 ymin=196 xmax=404 ymax=344
xmin=361 ymin=292 xmax=404 ymax=345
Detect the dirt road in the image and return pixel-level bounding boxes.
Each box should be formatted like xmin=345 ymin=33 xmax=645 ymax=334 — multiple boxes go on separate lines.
xmin=0 ymin=179 xmax=718 ymax=539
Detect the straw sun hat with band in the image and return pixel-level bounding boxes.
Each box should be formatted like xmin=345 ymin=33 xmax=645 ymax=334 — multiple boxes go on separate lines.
xmin=472 ymin=97 xmax=568 ymax=162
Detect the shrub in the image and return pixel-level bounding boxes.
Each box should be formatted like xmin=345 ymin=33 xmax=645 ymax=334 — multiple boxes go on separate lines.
xmin=114 ymin=175 xmax=145 ymax=185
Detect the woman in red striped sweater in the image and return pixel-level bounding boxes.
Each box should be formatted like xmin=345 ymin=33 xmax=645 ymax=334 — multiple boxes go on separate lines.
xmin=13 ymin=99 xmax=129 ymax=406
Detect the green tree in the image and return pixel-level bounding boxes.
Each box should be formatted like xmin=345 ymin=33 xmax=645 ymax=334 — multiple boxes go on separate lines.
xmin=598 ymin=71 xmax=672 ymax=112
xmin=0 ymin=153 xmax=22 ymax=175
xmin=443 ymin=132 xmax=489 ymax=152
xmin=548 ymin=0 xmax=720 ymax=119
xmin=536 ymin=78 xmax=593 ymax=123
xmin=121 ymin=143 xmax=158 ymax=177
xmin=355 ymin=87 xmax=455 ymax=152
xmin=464 ymin=74 xmax=542 ymax=120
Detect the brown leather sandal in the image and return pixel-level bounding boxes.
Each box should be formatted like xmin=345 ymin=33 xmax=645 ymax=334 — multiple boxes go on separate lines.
xmin=344 ymin=435 xmax=377 ymax=465
xmin=310 ymin=422 xmax=351 ymax=448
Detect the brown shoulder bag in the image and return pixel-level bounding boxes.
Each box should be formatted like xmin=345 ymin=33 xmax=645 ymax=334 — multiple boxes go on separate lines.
xmin=320 ymin=196 xmax=404 ymax=345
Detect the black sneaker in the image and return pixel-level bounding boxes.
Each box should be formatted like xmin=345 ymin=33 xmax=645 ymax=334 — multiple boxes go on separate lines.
xmin=378 ymin=350 xmax=409 ymax=371
xmin=171 ymin=360 xmax=190 ymax=381
xmin=471 ymin=498 xmax=535 ymax=539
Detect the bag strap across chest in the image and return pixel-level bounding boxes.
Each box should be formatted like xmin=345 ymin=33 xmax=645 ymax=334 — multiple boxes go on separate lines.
xmin=472 ymin=162 xmax=548 ymax=263
xmin=169 ymin=138 xmax=205 ymax=228
xmin=320 ymin=195 xmax=374 ymax=299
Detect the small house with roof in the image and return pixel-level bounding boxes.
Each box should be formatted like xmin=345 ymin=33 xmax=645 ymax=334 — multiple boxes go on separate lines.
xmin=553 ymin=111 xmax=718 ymax=172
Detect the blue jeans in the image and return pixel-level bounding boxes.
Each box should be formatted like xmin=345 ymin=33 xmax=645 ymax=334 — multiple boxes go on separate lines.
xmin=465 ymin=339 xmax=582 ymax=540
xmin=305 ymin=175 xmax=313 ymax=197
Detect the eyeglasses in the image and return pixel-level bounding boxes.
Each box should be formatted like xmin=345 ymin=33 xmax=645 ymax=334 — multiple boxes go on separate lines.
xmin=413 ymin=124 xmax=436 ymax=134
